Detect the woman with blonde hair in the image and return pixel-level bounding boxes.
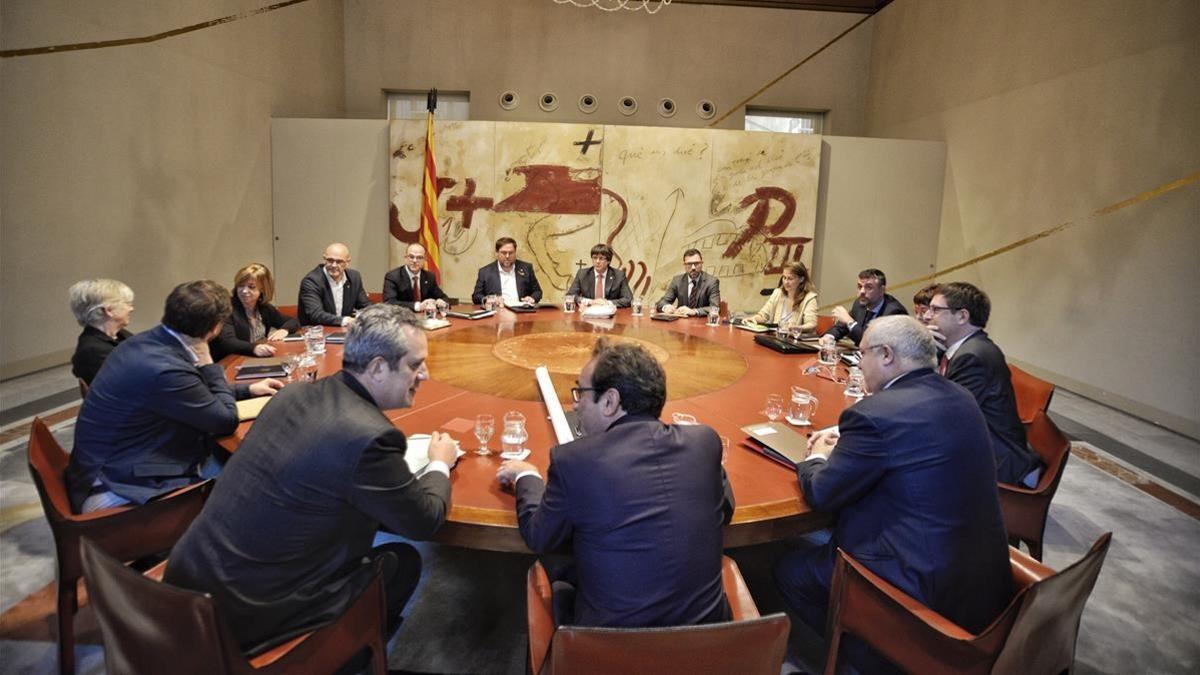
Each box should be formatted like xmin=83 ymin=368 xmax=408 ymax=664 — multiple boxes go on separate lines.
xmin=748 ymin=262 xmax=819 ymax=333
xmin=211 ymin=263 xmax=299 ymax=361
xmin=69 ymin=278 xmax=135 ymax=385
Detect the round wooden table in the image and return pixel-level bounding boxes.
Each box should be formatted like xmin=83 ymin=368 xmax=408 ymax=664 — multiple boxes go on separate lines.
xmin=221 ymin=309 xmax=857 ymax=552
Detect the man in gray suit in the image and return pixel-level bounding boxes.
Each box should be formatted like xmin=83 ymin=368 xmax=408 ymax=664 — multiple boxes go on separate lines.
xmin=165 ymin=305 xmax=456 ymax=654
xmin=656 ymin=248 xmax=721 ymax=317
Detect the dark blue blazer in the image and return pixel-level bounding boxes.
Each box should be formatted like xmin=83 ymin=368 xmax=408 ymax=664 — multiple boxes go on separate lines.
xmin=945 ymin=330 xmax=1040 ymax=485
xmin=297 ymin=265 xmax=371 ymax=326
xmin=566 ymin=267 xmax=633 ymax=308
xmin=514 ymin=414 xmax=733 ymax=628
xmin=382 ymin=266 xmax=450 ymax=305
xmin=822 ymin=293 xmax=908 ymax=345
xmin=66 ymin=325 xmax=241 ymax=512
xmin=797 ymin=368 xmax=1013 ymax=634
xmin=471 ymin=260 xmax=543 ymax=305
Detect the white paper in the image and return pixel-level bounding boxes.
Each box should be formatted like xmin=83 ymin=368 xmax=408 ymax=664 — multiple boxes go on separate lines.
xmin=536 ymin=366 xmax=575 ymax=445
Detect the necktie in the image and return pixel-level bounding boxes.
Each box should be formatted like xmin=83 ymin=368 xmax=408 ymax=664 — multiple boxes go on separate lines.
xmin=594 ymin=272 xmax=604 ymax=300
xmin=412 ymin=274 xmax=422 ymax=302
xmin=938 ymin=354 xmax=949 ymax=376
xmin=687 ymin=280 xmax=700 ymax=308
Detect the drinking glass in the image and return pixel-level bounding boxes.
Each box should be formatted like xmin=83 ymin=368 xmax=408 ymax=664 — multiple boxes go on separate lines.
xmin=564 ymin=294 xmax=576 ymax=313
xmin=424 ymin=304 xmax=437 ymax=321
xmin=719 ymin=436 xmax=730 ymax=466
xmin=485 ymin=295 xmax=498 ymax=311
xmin=818 ymin=338 xmax=839 ymax=367
xmin=281 ymin=353 xmax=301 ymax=382
xmin=844 ymin=366 xmax=866 ymax=398
xmin=296 ymin=353 xmax=318 ymax=382
xmin=305 ymin=326 xmax=326 ymax=355
xmin=764 ymin=394 xmax=784 ymax=422
xmin=789 ymin=326 xmax=805 ymax=342
xmin=501 ymin=411 xmax=528 ymax=455
xmin=632 ymin=296 xmax=644 ymax=316
xmin=788 ymin=386 xmax=819 ymax=425
xmin=707 ymin=310 xmax=720 ymax=327
xmin=474 ymin=414 xmax=495 ymax=456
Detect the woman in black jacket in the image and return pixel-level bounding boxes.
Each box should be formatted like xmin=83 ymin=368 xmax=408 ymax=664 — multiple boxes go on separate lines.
xmin=69 ymin=278 xmax=135 ymax=385
xmin=211 ymin=263 xmax=299 ymax=361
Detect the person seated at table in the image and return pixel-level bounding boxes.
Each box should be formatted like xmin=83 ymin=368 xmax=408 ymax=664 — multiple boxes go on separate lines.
xmin=775 ymin=316 xmax=1013 ymax=673
xmin=211 ymin=263 xmax=300 ymax=362
xmin=565 ymin=243 xmax=633 ymax=308
xmin=471 ymin=236 xmax=543 ymax=306
xmin=68 ymin=278 xmax=135 ymax=386
xmin=925 ymin=281 xmax=1042 ymax=487
xmin=298 ymin=242 xmax=371 ymax=327
xmin=165 ymin=304 xmax=456 ymax=655
xmin=66 ymin=280 xmax=284 ymax=513
xmin=746 ymin=262 xmax=818 ymax=333
xmin=497 ymin=338 xmax=734 ymax=627
xmin=383 ymin=242 xmax=450 ymax=313
xmin=822 ymin=267 xmax=907 ymax=345
xmin=657 ymin=248 xmax=721 ymax=317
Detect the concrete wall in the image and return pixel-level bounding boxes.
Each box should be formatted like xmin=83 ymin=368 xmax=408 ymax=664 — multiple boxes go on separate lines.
xmin=0 ymin=0 xmax=345 ymax=377
xmin=343 ymin=0 xmax=873 ymax=132
xmin=864 ymin=0 xmax=1200 ymax=437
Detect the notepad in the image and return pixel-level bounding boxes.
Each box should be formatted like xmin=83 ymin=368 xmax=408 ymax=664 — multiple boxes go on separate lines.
xmin=235 ymin=396 xmax=271 ymax=421
xmin=234 ymin=359 xmax=286 ymax=380
xmin=404 ymin=434 xmax=465 ymax=476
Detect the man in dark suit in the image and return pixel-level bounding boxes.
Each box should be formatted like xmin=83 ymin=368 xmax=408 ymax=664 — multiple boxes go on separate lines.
xmin=165 ymin=305 xmax=456 ymax=654
xmin=656 ymin=248 xmax=721 ymax=317
xmin=775 ymin=316 xmax=1013 ymax=673
xmin=822 ymin=268 xmax=908 ymax=345
xmin=927 ymin=282 xmax=1042 ymax=486
xmin=298 ymin=242 xmax=372 ymax=326
xmin=66 ymin=280 xmax=283 ymax=513
xmin=471 ymin=236 xmax=543 ymax=306
xmin=383 ymin=242 xmax=450 ymax=311
xmin=497 ymin=339 xmax=733 ymax=628
xmin=565 ymin=243 xmax=633 ymax=308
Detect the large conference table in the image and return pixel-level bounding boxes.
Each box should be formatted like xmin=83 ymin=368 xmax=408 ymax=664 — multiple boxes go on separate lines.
xmin=220 ymin=308 xmax=857 ymax=553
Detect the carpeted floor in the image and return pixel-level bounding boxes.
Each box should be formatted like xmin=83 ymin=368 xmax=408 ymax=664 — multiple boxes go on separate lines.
xmin=2 ymin=420 xmax=1199 ymax=674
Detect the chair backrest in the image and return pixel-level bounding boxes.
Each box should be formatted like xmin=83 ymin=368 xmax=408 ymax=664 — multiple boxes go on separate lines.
xmin=1008 ymin=364 xmax=1054 ymax=424
xmin=367 ymin=292 xmax=383 ymax=303
xmin=27 ymin=417 xmax=75 ymax=527
xmin=541 ymin=613 xmax=790 ymax=675
xmin=991 ymin=532 xmax=1112 ymax=673
xmin=275 ymin=304 xmax=298 ymax=320
xmin=816 ymin=314 xmax=836 ymax=334
xmin=80 ymin=537 xmax=244 ymax=675
xmin=1025 ymin=411 xmax=1071 ymax=491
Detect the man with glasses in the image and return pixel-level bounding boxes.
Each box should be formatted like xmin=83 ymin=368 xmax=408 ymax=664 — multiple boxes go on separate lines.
xmin=495 ymin=339 xmax=733 ymax=628
xmin=776 ymin=316 xmax=1013 ymax=674
xmin=822 ymin=268 xmax=908 ymax=345
xmin=298 ymin=242 xmax=372 ymax=326
xmin=471 ymin=236 xmax=543 ymax=306
xmin=383 ymin=242 xmax=450 ymax=312
xmin=925 ymin=282 xmax=1042 ymax=486
xmin=657 ymin=248 xmax=721 ymax=317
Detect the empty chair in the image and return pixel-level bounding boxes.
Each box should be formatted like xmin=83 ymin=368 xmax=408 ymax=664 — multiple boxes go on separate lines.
xmin=1009 ymin=364 xmax=1055 ymax=424
xmin=999 ymin=411 xmax=1073 ymax=560
xmin=823 ymin=532 xmax=1112 ymax=675
xmin=26 ymin=417 xmax=212 ymax=675
xmin=80 ymin=537 xmax=387 ymax=675
xmin=526 ymin=556 xmax=790 ymax=675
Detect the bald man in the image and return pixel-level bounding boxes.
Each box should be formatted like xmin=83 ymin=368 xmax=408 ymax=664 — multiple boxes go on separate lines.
xmin=298 ymin=242 xmax=372 ymax=326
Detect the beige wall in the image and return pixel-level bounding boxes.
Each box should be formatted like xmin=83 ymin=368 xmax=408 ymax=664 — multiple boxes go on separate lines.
xmin=864 ymin=0 xmax=1200 ymax=437
xmin=0 ymin=0 xmax=345 ymax=377
xmin=343 ymin=0 xmax=873 ymax=132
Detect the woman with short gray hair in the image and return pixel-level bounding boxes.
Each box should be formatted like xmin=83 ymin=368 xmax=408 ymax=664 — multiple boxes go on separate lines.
xmin=68 ymin=278 xmax=135 ymax=385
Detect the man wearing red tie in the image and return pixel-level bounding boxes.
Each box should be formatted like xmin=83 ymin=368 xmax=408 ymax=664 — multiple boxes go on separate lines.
xmin=383 ymin=243 xmax=450 ymax=312
xmin=566 ymin=243 xmax=633 ymax=308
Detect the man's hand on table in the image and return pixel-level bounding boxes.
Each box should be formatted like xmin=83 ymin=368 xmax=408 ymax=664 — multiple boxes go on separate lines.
xmin=249 ymin=378 xmax=285 ymax=397
xmin=496 ymin=459 xmax=539 ymax=492
xmin=428 ymin=431 xmax=459 ymax=468
xmin=806 ymin=428 xmax=839 ymax=461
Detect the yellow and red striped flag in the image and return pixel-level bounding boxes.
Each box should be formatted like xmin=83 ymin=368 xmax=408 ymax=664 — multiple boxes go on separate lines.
xmin=419 ymin=107 xmax=442 ymax=283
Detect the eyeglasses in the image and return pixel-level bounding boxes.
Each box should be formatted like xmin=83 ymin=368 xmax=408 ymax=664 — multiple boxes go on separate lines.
xmin=570 ymin=387 xmax=599 ymax=402
xmin=925 ymin=304 xmax=958 ymax=315
xmin=323 ymin=257 xmax=349 ymax=266
xmin=683 ymin=261 xmax=703 ymax=268
xmin=406 ymin=254 xmax=425 ymax=261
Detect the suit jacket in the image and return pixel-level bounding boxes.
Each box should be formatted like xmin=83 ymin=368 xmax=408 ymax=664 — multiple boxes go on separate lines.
xmin=382 ymin=266 xmax=450 ymax=306
xmin=71 ymin=325 xmax=132 ymax=385
xmin=945 ymin=330 xmax=1040 ymax=485
xmin=565 ymin=267 xmax=633 ymax=308
xmin=66 ymin=325 xmax=241 ymax=512
xmin=514 ymin=414 xmax=734 ymax=628
xmin=211 ymin=297 xmax=300 ymax=362
xmin=752 ymin=289 xmax=818 ymax=332
xmin=297 ymin=265 xmax=371 ymax=326
xmin=797 ymin=369 xmax=1013 ymax=634
xmin=656 ymin=272 xmax=721 ymax=316
xmin=822 ymin=293 xmax=908 ymax=345
xmin=471 ymin=260 xmax=543 ymax=305
xmin=165 ymin=371 xmax=452 ymax=650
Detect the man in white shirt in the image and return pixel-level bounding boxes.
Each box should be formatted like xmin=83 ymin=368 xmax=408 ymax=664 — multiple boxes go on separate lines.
xmin=471 ymin=236 xmax=543 ymax=306
xmin=298 ymin=242 xmax=372 ymax=326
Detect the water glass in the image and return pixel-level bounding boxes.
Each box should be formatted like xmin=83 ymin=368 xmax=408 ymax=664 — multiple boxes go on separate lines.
xmin=281 ymin=353 xmax=301 ymax=382
xmin=485 ymin=295 xmax=498 ymax=311
xmin=304 ymin=326 xmax=325 ymax=356
xmin=564 ymin=294 xmax=576 ymax=313
xmin=788 ymin=386 xmax=819 ymax=425
xmin=819 ymin=339 xmax=839 ymax=367
xmin=789 ymin=326 xmax=805 ymax=342
xmin=296 ymin=353 xmax=318 ymax=382
xmin=424 ymin=304 xmax=437 ymax=321
xmin=474 ymin=414 xmax=495 ymax=456
xmin=707 ymin=310 xmax=720 ymax=327
xmin=501 ymin=411 xmax=528 ymax=455
xmin=844 ymin=366 xmax=866 ymax=398
xmin=764 ymin=394 xmax=784 ymax=422
xmin=632 ymin=296 xmax=644 ymax=316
